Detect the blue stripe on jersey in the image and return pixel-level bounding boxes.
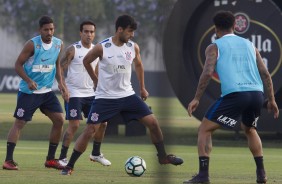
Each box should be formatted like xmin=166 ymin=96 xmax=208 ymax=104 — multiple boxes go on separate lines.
xmin=65 ymin=102 xmax=69 ymax=118
xmin=99 ymin=38 xmax=109 ymax=44
xmin=207 ymin=97 xmax=223 ymax=119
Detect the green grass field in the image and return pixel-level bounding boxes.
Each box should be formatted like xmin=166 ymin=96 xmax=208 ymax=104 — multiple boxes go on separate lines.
xmin=0 ymin=93 xmax=282 ymax=184
xmin=0 ymin=141 xmax=281 ymax=184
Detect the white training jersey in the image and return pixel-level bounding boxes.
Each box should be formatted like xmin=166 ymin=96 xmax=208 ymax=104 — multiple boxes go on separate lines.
xmin=95 ymin=37 xmax=136 ymax=99
xmin=65 ymin=41 xmax=98 ymax=97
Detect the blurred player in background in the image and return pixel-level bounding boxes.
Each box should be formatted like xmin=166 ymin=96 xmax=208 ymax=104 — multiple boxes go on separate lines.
xmin=3 ymin=15 xmax=67 ymax=170
xmin=185 ymin=11 xmax=279 ymax=184
xmin=58 ymin=20 xmax=110 ymax=167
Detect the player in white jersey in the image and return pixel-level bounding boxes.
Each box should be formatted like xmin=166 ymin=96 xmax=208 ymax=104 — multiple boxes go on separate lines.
xmin=61 ymin=14 xmax=183 ymax=175
xmin=59 ymin=20 xmax=110 ymax=167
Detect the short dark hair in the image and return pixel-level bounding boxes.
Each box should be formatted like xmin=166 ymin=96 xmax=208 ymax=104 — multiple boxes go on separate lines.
xmin=80 ymin=20 xmax=96 ymax=32
xmin=39 ymin=15 xmax=54 ymax=28
xmin=213 ymin=11 xmax=235 ymax=31
xmin=115 ymin=14 xmax=137 ymax=31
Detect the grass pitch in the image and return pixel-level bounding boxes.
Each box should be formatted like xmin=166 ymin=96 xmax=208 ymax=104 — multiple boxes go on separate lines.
xmin=0 ymin=141 xmax=281 ymax=184
xmin=0 ymin=93 xmax=282 ymax=183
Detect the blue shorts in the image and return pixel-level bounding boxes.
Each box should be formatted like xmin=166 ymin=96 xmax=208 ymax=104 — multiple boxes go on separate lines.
xmin=205 ymin=91 xmax=264 ymax=129
xmin=87 ymin=94 xmax=152 ymax=124
xmin=14 ymin=91 xmax=63 ymax=121
xmin=65 ymin=96 xmax=94 ymax=120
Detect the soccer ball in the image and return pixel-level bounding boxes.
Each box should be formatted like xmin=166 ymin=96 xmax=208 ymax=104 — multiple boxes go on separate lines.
xmin=125 ymin=156 xmax=146 ymax=177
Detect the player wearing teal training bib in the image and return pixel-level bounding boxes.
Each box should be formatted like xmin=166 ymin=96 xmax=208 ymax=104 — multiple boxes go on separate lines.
xmin=3 ymin=15 xmax=68 ymax=171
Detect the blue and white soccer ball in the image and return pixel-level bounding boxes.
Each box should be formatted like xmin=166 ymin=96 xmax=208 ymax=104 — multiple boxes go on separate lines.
xmin=125 ymin=156 xmax=146 ymax=177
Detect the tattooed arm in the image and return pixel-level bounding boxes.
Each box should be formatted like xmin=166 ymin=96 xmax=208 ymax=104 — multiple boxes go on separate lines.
xmin=256 ymin=48 xmax=279 ymax=118
xmin=187 ymin=44 xmax=218 ymax=117
xmin=59 ymin=45 xmax=75 ymax=102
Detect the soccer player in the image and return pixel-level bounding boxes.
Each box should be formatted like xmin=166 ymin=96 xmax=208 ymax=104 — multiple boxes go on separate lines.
xmin=58 ymin=20 xmax=110 ymax=166
xmin=2 ymin=15 xmax=67 ymax=170
xmin=61 ymin=14 xmax=183 ymax=175
xmin=184 ymin=11 xmax=279 ymax=184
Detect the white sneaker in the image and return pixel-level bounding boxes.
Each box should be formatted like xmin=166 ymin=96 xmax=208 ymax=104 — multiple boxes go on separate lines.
xmin=89 ymin=153 xmax=111 ymax=166
xmin=58 ymin=158 xmax=68 ymax=167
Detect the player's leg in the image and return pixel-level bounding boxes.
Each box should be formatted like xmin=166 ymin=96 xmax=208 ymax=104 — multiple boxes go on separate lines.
xmin=241 ymin=91 xmax=266 ymax=184
xmin=44 ymin=110 xmax=64 ymax=169
xmin=59 ymin=97 xmax=83 ymax=165
xmin=41 ymin=92 xmax=64 ymax=170
xmin=61 ymin=123 xmax=100 ymax=175
xmin=139 ymin=114 xmax=183 ymax=165
xmin=3 ymin=92 xmax=37 ymax=170
xmin=241 ymin=124 xmax=266 ymax=183
xmin=59 ymin=120 xmax=80 ymax=165
xmin=3 ymin=119 xmax=27 ymax=170
xmin=183 ymin=119 xmax=219 ymax=184
xmin=122 ymin=94 xmax=183 ymax=165
xmin=184 ymin=93 xmax=243 ymax=184
xmin=90 ymin=122 xmax=111 ymax=166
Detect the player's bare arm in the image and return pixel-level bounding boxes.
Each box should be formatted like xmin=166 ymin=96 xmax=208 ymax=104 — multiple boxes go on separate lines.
xmin=83 ymin=43 xmax=103 ymax=87
xmin=256 ymin=48 xmax=274 ymax=101
xmin=59 ymin=45 xmax=74 ymax=85
xmin=133 ymin=43 xmax=148 ymax=101
xmin=187 ymin=44 xmax=217 ymax=116
xmin=60 ymin=45 xmax=75 ymax=71
xmin=256 ymin=48 xmax=279 ymax=118
xmin=15 ymin=40 xmax=37 ymax=90
xmin=56 ymin=43 xmax=69 ymax=102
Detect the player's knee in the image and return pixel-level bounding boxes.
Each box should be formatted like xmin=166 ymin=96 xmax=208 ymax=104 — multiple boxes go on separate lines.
xmin=243 ymin=127 xmax=256 ymax=135
xmin=144 ymin=119 xmax=159 ymax=131
xmin=69 ymin=122 xmax=80 ymax=130
xmin=100 ymin=122 xmax=108 ymax=129
xmin=84 ymin=124 xmax=96 ymax=135
xmin=14 ymin=119 xmax=27 ymax=130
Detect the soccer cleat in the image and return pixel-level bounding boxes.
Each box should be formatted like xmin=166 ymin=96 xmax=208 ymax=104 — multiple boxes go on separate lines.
xmin=183 ymin=173 xmax=210 ymax=184
xmin=45 ymin=159 xmax=64 ymax=170
xmin=2 ymin=160 xmax=19 ymax=170
xmin=256 ymin=169 xmax=267 ymax=184
xmin=59 ymin=158 xmax=68 ymax=167
xmin=158 ymin=154 xmax=184 ymax=166
xmin=61 ymin=166 xmax=73 ymax=175
xmin=89 ymin=153 xmax=111 ymax=166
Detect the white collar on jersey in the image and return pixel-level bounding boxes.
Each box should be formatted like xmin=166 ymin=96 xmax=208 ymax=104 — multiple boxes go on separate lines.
xmin=41 ymin=39 xmax=53 ymax=50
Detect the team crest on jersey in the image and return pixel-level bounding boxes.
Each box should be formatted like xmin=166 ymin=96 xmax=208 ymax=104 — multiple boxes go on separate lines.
xmin=91 ymin=112 xmax=99 ymax=122
xmin=70 ymin=109 xmax=78 ymax=118
xmin=76 ymin=45 xmax=81 ymax=48
xmin=126 ymin=42 xmax=132 ymax=47
xmin=125 ymin=51 xmax=132 ymax=60
xmin=55 ymin=44 xmax=61 ymax=49
xmin=105 ymin=43 xmax=111 ymax=48
xmin=17 ymin=108 xmax=25 ymax=117
xmin=36 ymin=44 xmax=41 ymax=49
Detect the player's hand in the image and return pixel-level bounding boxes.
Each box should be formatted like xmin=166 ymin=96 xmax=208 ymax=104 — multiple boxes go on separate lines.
xmin=267 ymin=100 xmax=279 ymax=119
xmin=93 ymin=81 xmax=97 ymax=91
xmin=187 ymin=99 xmax=199 ymax=117
xmin=59 ymin=84 xmax=69 ymax=102
xmin=140 ymin=88 xmax=149 ymax=101
xmin=27 ymin=80 xmax=37 ymax=90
